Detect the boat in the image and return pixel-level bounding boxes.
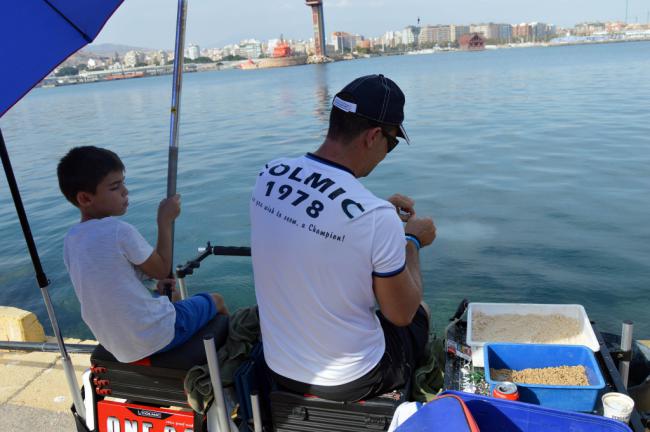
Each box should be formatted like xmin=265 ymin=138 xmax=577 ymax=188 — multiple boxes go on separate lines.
xmin=240 ymin=38 xmax=307 ymax=70
xmin=104 ymin=71 xmax=145 ymax=80
xmin=405 ymin=48 xmax=437 ymax=55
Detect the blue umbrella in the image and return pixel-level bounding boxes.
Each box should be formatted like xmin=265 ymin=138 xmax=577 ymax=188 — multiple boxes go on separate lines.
xmin=0 ymin=0 xmax=124 ymax=117
xmin=0 ymin=0 xmax=125 ymax=421
xmin=1 ymin=2 xmax=190 ymax=422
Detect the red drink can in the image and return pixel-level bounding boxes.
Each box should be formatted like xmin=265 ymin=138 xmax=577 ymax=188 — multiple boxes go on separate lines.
xmin=492 ymin=382 xmax=519 ymax=401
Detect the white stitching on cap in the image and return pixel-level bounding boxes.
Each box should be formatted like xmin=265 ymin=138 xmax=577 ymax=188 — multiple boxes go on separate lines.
xmin=379 ymin=76 xmax=390 ymax=122
xmin=348 ymin=75 xmax=373 ymax=91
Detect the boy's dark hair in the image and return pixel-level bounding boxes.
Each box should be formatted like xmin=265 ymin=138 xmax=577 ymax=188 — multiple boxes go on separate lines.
xmin=326 ymin=103 xmax=384 ymax=144
xmin=57 ymin=146 xmax=125 ymax=207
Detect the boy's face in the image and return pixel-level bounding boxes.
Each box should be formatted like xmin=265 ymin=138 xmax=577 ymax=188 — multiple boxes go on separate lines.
xmin=78 ymin=170 xmax=128 ymax=218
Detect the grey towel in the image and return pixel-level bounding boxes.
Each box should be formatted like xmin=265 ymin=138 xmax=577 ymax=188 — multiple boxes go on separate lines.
xmin=218 ymin=305 xmax=260 ymax=386
xmin=183 ymin=306 xmax=261 ymax=413
xmin=184 ymin=364 xmax=213 ymax=414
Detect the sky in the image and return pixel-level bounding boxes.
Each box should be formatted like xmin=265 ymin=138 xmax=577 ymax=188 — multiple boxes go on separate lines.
xmin=93 ymin=0 xmax=646 ymax=50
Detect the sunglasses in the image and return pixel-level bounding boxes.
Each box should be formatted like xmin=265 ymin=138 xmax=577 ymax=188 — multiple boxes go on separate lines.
xmin=381 ymin=129 xmax=399 ymax=154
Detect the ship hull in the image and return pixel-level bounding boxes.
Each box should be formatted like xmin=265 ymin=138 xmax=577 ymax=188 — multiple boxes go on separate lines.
xmin=241 ymin=56 xmax=307 ymax=70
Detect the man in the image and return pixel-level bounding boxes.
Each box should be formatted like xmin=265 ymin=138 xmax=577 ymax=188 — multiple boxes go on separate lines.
xmin=250 ymin=74 xmax=436 ymax=401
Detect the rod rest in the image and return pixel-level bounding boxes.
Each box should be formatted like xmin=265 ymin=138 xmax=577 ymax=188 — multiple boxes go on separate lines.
xmin=176 ymin=242 xmax=251 ymax=278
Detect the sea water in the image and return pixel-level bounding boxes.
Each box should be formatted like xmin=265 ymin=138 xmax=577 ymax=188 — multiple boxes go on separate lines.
xmin=1 ymin=42 xmax=649 ymax=339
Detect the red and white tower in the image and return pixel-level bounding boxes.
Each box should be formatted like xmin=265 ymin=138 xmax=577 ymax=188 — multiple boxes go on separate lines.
xmin=305 ymin=0 xmax=326 ymax=57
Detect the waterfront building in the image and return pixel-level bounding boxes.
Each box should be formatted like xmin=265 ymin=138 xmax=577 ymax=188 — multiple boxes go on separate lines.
xmin=450 ymin=25 xmax=470 ymax=42
xmin=331 ymin=31 xmax=363 ymax=53
xmin=87 ymin=58 xmax=105 ymax=70
xmin=606 ymin=22 xmax=626 ymax=33
xmin=459 ymin=33 xmax=485 ymax=50
xmin=512 ymin=23 xmax=531 ymax=40
xmin=305 ymin=0 xmax=326 ymax=56
xmin=123 ymin=50 xmax=144 ymax=68
xmin=402 ymin=26 xmax=421 ymax=46
xmin=511 ymin=22 xmax=555 ymax=42
xmin=469 ymin=23 xmax=511 ymax=41
xmin=574 ymin=22 xmax=607 ymax=36
xmin=419 ymin=25 xmax=451 ymax=45
xmin=186 ymin=44 xmax=200 ymax=60
xmin=530 ymin=22 xmax=553 ymax=40
xmin=470 ymin=23 xmax=494 ymax=39
xmin=203 ymin=48 xmax=221 ymax=61
xmin=292 ymin=41 xmax=310 ymax=56
xmin=239 ymin=39 xmax=262 ymax=59
xmin=418 ymin=25 xmax=435 ymax=45
xmin=356 ymin=40 xmax=371 ymax=51
xmin=381 ymin=30 xmax=402 ymax=48
xmin=267 ymin=38 xmax=280 ymax=56
xmin=149 ymin=50 xmax=168 ymax=66
xmin=497 ymin=23 xmax=513 ymax=42
xmin=108 ymin=62 xmax=123 ymax=71
xmin=222 ymin=44 xmax=241 ymax=57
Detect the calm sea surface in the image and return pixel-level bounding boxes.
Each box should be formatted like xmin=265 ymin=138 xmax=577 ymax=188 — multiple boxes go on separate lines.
xmin=1 ymin=42 xmax=649 ymax=339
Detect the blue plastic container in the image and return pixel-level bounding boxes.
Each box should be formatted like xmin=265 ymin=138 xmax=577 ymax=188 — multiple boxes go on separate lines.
xmin=484 ymin=343 xmax=606 ymax=412
xmin=424 ymin=391 xmax=633 ymax=432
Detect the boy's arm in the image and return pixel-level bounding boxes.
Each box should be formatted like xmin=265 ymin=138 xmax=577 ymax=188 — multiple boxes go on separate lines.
xmin=138 ymin=195 xmax=181 ymax=280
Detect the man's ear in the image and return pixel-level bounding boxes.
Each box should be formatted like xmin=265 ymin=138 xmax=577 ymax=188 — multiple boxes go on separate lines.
xmin=364 ymin=127 xmax=383 ymax=150
xmin=76 ymin=191 xmax=94 ymax=208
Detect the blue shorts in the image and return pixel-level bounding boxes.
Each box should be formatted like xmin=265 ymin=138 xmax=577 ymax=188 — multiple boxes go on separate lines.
xmin=158 ymin=293 xmax=217 ymax=353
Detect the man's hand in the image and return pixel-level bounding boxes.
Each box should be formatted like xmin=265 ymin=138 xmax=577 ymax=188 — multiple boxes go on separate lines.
xmin=157 ymin=194 xmax=181 ymax=226
xmin=387 ymin=193 xmax=415 ymax=222
xmin=405 ymin=216 xmax=436 ymax=248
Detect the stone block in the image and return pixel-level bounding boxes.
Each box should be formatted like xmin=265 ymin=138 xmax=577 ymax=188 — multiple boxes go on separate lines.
xmin=0 ymin=306 xmax=46 ymax=342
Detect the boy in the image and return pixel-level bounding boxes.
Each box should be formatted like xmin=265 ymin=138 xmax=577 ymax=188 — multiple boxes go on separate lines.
xmin=58 ymin=146 xmax=227 ymax=363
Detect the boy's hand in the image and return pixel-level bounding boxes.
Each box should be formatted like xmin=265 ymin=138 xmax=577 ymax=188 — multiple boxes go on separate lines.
xmin=156 ymin=278 xmax=176 ymax=295
xmin=156 ymin=278 xmax=181 ymax=301
xmin=157 ymin=194 xmax=181 ymax=226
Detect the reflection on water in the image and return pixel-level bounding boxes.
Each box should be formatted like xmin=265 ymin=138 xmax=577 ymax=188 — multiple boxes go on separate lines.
xmin=313 ymin=64 xmax=331 ymax=122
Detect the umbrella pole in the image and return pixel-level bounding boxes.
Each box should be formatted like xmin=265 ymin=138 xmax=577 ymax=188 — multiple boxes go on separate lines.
xmin=165 ymin=0 xmax=188 ymax=299
xmin=0 ymin=129 xmax=85 ymax=418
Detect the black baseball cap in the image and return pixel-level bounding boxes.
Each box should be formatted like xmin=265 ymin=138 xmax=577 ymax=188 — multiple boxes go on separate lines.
xmin=332 ymin=74 xmax=410 ymax=144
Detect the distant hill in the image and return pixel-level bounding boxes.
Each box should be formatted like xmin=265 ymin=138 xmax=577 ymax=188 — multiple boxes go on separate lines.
xmin=84 ymin=43 xmax=155 ymax=56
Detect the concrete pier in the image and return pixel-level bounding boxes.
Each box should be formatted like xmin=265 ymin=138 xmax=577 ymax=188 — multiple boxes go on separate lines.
xmin=0 ymin=306 xmax=95 ymax=431
xmin=0 ymin=337 xmax=95 ymax=431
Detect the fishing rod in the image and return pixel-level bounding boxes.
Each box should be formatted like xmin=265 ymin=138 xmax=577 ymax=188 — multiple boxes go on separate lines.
xmin=165 ymin=0 xmax=188 ymax=300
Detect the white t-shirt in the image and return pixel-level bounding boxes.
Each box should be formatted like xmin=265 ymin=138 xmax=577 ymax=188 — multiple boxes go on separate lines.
xmin=63 ymin=217 xmax=176 ymax=363
xmin=250 ymin=153 xmax=406 ymax=386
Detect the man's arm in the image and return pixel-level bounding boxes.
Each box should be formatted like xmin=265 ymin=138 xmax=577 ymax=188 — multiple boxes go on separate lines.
xmin=138 ymin=195 xmax=181 ymax=280
xmin=373 ymin=216 xmax=436 ymax=326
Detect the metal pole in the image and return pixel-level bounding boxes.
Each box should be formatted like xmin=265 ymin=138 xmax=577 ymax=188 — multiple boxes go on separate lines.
xmin=0 ymin=341 xmax=96 ymax=353
xmin=176 ymin=269 xmax=189 ymax=300
xmin=251 ymin=392 xmax=263 ymax=432
xmin=0 ymin=129 xmax=85 ymax=418
xmin=619 ymin=320 xmax=633 ymax=388
xmin=203 ymin=335 xmax=231 ymax=432
xmin=165 ymin=0 xmax=188 ymax=298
